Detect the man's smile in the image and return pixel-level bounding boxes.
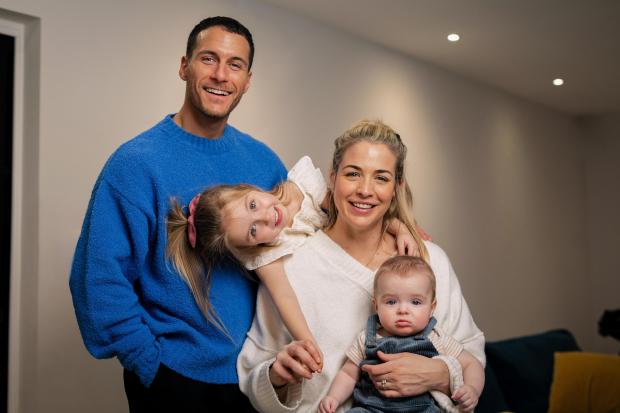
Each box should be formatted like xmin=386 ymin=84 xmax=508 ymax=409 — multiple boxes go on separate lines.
xmin=205 ymin=87 xmax=232 ymax=96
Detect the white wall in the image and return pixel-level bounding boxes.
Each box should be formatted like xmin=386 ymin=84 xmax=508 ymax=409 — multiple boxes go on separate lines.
xmin=0 ymin=0 xmax=613 ymax=411
xmin=583 ymin=114 xmax=620 ymax=355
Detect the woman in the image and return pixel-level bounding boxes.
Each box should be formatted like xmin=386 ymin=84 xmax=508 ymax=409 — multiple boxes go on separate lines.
xmin=237 ymin=120 xmax=485 ymax=412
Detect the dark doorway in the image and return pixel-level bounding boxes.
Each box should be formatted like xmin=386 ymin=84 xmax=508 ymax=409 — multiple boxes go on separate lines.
xmin=0 ymin=32 xmax=15 ymax=413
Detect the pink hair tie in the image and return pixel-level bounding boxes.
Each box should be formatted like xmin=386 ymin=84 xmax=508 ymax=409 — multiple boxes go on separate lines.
xmin=187 ymin=194 xmax=201 ymax=248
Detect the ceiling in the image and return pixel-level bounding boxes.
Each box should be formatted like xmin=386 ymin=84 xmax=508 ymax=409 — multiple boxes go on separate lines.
xmin=260 ymin=0 xmax=620 ymax=117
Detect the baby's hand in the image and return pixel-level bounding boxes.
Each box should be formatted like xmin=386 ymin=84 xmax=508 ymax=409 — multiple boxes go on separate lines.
xmin=452 ymin=384 xmax=479 ymax=412
xmin=318 ymin=395 xmax=339 ymax=413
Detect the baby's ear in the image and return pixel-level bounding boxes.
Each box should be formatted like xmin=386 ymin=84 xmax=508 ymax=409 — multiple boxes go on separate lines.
xmin=372 ymin=297 xmax=378 ymax=312
xmin=431 ymin=299 xmax=437 ymax=315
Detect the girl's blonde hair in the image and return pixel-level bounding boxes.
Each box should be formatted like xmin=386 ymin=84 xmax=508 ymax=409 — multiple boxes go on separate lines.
xmin=166 ymin=182 xmax=288 ymax=337
xmin=326 ymin=119 xmax=428 ymax=260
xmin=166 ymin=184 xmax=254 ymax=337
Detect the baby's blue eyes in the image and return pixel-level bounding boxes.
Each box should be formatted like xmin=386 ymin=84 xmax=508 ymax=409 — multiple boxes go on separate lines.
xmin=384 ymin=299 xmax=423 ymax=305
xmin=250 ymin=224 xmax=257 ymax=237
xmin=249 ymin=200 xmax=256 ymax=209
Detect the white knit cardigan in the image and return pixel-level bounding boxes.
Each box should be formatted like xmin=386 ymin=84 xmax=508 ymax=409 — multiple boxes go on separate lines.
xmin=237 ymin=231 xmax=485 ymax=412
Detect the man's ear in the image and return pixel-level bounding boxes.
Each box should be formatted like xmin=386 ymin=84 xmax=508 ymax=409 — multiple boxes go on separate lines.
xmin=243 ymin=71 xmax=252 ymax=93
xmin=179 ymin=56 xmax=189 ymax=81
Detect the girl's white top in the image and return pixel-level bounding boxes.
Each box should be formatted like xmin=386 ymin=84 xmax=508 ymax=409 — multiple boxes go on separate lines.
xmin=238 ymin=156 xmax=328 ymax=270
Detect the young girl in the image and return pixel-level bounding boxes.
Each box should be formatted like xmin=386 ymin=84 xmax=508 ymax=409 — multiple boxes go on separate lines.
xmin=166 ymin=156 xmax=425 ymax=370
xmin=319 ymin=255 xmax=484 ymax=413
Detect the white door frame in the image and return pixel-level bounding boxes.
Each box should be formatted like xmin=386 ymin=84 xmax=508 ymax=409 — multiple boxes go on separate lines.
xmin=0 ymin=15 xmax=25 ymax=413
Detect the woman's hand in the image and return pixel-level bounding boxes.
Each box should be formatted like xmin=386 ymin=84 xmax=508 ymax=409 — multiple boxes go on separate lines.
xmin=268 ymin=340 xmax=322 ymax=388
xmin=360 ymin=351 xmax=449 ymax=397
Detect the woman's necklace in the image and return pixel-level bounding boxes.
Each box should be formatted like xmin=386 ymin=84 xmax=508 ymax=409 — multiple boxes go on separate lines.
xmin=363 ymin=237 xmax=381 ymax=268
xmin=325 ymin=227 xmax=395 ymax=270
xmin=364 ymin=231 xmax=396 ymax=270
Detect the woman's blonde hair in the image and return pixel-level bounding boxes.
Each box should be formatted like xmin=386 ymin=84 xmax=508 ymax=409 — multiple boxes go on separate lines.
xmin=326 ymin=119 xmax=428 ymax=260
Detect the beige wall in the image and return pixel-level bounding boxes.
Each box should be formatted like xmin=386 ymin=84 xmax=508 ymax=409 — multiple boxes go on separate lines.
xmin=0 ymin=0 xmax=616 ymax=411
xmin=582 ymin=114 xmax=620 ymax=354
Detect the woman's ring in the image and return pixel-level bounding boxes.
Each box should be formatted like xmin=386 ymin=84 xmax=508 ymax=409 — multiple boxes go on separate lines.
xmin=381 ymin=379 xmax=387 ymax=389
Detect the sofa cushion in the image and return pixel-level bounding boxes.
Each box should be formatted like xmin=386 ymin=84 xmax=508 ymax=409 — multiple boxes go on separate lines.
xmin=484 ymin=329 xmax=580 ymax=413
xmin=476 ymin=363 xmax=510 ymax=413
xmin=548 ymin=352 xmax=620 ymax=413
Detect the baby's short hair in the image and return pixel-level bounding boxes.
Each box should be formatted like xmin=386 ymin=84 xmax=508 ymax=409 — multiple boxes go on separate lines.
xmin=373 ymin=255 xmax=436 ymax=300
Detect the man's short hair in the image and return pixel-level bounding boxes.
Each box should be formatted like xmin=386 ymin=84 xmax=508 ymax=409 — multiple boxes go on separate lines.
xmin=186 ymin=16 xmax=255 ymax=69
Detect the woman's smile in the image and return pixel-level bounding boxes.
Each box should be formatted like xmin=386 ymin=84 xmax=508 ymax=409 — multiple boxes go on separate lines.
xmin=349 ymin=201 xmax=377 ymax=215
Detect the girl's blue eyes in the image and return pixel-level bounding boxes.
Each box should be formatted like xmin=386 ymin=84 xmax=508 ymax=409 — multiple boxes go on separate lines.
xmin=248 ymin=200 xmax=257 ymax=238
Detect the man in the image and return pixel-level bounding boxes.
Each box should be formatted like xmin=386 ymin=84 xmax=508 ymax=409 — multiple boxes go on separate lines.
xmin=70 ymin=16 xmax=286 ymax=412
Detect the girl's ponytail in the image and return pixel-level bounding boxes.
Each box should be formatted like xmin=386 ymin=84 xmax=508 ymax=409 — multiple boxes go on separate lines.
xmin=166 ymin=197 xmax=231 ymax=339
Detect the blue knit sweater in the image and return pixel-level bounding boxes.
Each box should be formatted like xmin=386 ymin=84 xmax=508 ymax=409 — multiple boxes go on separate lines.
xmin=69 ymin=115 xmax=287 ymax=386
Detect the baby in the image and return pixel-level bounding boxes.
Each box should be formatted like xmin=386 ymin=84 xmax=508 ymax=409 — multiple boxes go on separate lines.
xmin=320 ymin=255 xmax=484 ymax=413
xmin=167 ymin=156 xmax=423 ymax=369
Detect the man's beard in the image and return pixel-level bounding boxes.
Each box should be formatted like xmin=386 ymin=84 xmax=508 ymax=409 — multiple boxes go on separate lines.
xmin=195 ymin=92 xmax=244 ymax=121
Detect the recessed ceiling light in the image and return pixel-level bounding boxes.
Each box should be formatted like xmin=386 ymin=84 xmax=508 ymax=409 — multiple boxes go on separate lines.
xmin=553 ymin=78 xmax=564 ymax=86
xmin=447 ymin=33 xmax=460 ymax=42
